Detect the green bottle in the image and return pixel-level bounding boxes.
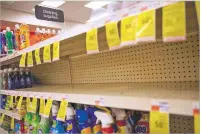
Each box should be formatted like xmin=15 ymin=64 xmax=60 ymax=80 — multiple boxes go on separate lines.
xmin=37 ymin=116 xmax=50 ymax=134
xmin=31 ymin=114 xmax=41 ymax=134
xmin=24 ymin=112 xmax=32 ymax=133
xmin=5 ymin=27 xmax=13 ymax=55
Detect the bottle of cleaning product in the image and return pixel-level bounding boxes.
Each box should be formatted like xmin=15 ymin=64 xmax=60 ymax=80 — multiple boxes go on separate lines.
xmin=76 ymin=109 xmax=92 ymax=134
xmin=19 ymin=68 xmax=26 ymax=89
xmin=126 ymin=111 xmax=142 ymax=133
xmin=15 ymin=120 xmax=25 ymax=134
xmin=112 ymin=108 xmax=129 ymax=134
xmin=11 ymin=31 xmax=16 ymax=51
xmin=85 ymin=107 xmax=102 ymax=134
xmin=0 ymin=70 xmax=3 ymax=89
xmin=50 ymin=101 xmax=65 ymax=134
xmin=19 ymin=24 xmax=30 ymax=49
xmin=2 ymin=30 xmax=7 ymax=56
xmin=31 ymin=113 xmax=41 ymax=134
xmin=37 ymin=116 xmax=50 ymax=134
xmin=65 ymin=106 xmax=79 ymax=134
xmin=2 ymin=68 xmax=8 ymax=90
xmin=5 ymin=27 xmax=13 ymax=54
xmin=24 ymin=112 xmax=33 ymax=133
xmin=8 ymin=68 xmax=15 ymax=90
xmin=94 ymin=111 xmax=114 ymax=134
xmin=14 ymin=24 xmax=20 ymax=51
xmin=25 ymin=68 xmax=32 ymax=88
xmin=134 ymin=112 xmax=149 ymax=134
xmin=14 ymin=68 xmax=20 ymax=89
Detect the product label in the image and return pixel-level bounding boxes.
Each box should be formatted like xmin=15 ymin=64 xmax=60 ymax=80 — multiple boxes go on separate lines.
xmin=19 ymin=53 xmax=26 ymax=67
xmin=39 ymin=98 xmax=45 ymax=115
xmin=35 ymin=48 xmax=41 ymax=65
xmin=57 ymin=99 xmax=68 ymax=121
xmin=31 ymin=97 xmax=37 ymax=113
xmin=53 ymin=41 xmax=60 ymax=61
xmin=86 ymin=28 xmax=99 ymax=54
xmin=193 ymin=102 xmax=200 ymax=134
xmin=43 ymin=98 xmax=53 ymax=117
xmin=27 ymin=51 xmax=33 ymax=67
xmin=163 ymin=2 xmax=186 ymax=42
xmin=43 ymin=44 xmax=51 ymax=63
xmin=16 ymin=96 xmax=23 ymax=110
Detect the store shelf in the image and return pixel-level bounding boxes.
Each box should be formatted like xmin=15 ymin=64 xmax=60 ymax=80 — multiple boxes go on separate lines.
xmin=0 ymin=128 xmax=8 ymax=134
xmin=0 ymin=82 xmax=199 ymax=116
xmin=0 ymin=109 xmax=23 ymax=120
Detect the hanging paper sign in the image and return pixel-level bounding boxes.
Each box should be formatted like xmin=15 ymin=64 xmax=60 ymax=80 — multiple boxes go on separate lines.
xmin=136 ymin=9 xmax=156 ymax=42
xmin=11 ymin=117 xmax=14 ymax=129
xmin=150 ymin=101 xmax=169 ymax=134
xmin=26 ymin=97 xmax=32 ymax=112
xmin=9 ymin=96 xmax=13 ymax=109
xmin=27 ymin=51 xmax=33 ymax=67
xmin=57 ymin=99 xmax=68 ymax=121
xmin=19 ymin=53 xmax=26 ymax=67
xmin=16 ymin=96 xmax=23 ymax=110
xmin=39 ymin=98 xmax=45 ymax=115
xmin=105 ymin=22 xmax=121 ymax=50
xmin=43 ymin=44 xmax=51 ymax=63
xmin=43 ymin=98 xmax=53 ymax=117
xmin=86 ymin=28 xmax=99 ymax=54
xmin=121 ymin=15 xmax=137 ymax=47
xmin=163 ymin=2 xmax=186 ymax=42
xmin=195 ymin=1 xmax=200 ymax=27
xmin=193 ymin=102 xmax=200 ymax=134
xmin=35 ymin=48 xmax=41 ymax=65
xmin=31 ymin=97 xmax=37 ymax=113
xmin=52 ymin=41 xmax=60 ymax=61
xmin=0 ymin=114 xmax=5 ymax=125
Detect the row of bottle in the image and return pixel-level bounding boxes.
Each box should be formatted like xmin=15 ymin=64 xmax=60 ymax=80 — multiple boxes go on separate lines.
xmin=0 ymin=68 xmax=32 ymax=90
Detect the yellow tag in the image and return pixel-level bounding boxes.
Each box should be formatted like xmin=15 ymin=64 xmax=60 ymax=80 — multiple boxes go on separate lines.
xmin=194 ymin=114 xmax=200 ymax=134
xmin=35 ymin=48 xmax=41 ymax=65
xmin=57 ymin=99 xmax=68 ymax=121
xmin=105 ymin=22 xmax=121 ymax=50
xmin=150 ymin=110 xmax=169 ymax=134
xmin=39 ymin=98 xmax=45 ymax=115
xmin=163 ymin=2 xmax=186 ymax=42
xmin=11 ymin=117 xmax=14 ymax=130
xmin=43 ymin=44 xmax=51 ymax=63
xmin=95 ymin=106 xmax=111 ymax=114
xmin=121 ymin=15 xmax=137 ymax=46
xmin=86 ymin=28 xmax=99 ymax=54
xmin=43 ymin=98 xmax=53 ymax=117
xmin=31 ymin=97 xmax=37 ymax=113
xmin=16 ymin=96 xmax=23 ymax=110
xmin=137 ymin=9 xmax=155 ymax=42
xmin=19 ymin=53 xmax=26 ymax=67
xmin=26 ymin=97 xmax=31 ymax=112
xmin=195 ymin=1 xmax=200 ymax=27
xmin=53 ymin=42 xmax=60 ymax=61
xmin=9 ymin=96 xmax=13 ymax=109
xmin=27 ymin=51 xmax=33 ymax=67
xmin=0 ymin=114 xmax=5 ymax=124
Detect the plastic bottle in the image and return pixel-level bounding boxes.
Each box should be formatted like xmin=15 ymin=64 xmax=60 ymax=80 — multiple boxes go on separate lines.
xmin=5 ymin=27 xmax=13 ymax=54
xmin=76 ymin=109 xmax=92 ymax=134
xmin=134 ymin=112 xmax=149 ymax=134
xmin=19 ymin=24 xmax=30 ymax=49
xmin=31 ymin=113 xmax=41 ymax=134
xmin=14 ymin=24 xmax=20 ymax=51
xmin=2 ymin=68 xmax=8 ymax=90
xmin=24 ymin=112 xmax=33 ymax=133
xmin=2 ymin=30 xmax=7 ymax=56
xmin=65 ymin=106 xmax=79 ymax=134
xmin=112 ymin=108 xmax=129 ymax=134
xmin=85 ymin=107 xmax=102 ymax=134
xmin=25 ymin=68 xmax=32 ymax=88
xmin=15 ymin=120 xmax=25 ymax=134
xmin=35 ymin=28 xmax=41 ymax=43
xmin=19 ymin=68 xmax=26 ymax=88
xmin=8 ymin=68 xmax=15 ymax=90
xmin=37 ymin=116 xmax=50 ymax=134
xmin=14 ymin=68 xmax=20 ymax=89
xmin=94 ymin=111 xmax=114 ymax=134
xmin=0 ymin=70 xmax=3 ymax=89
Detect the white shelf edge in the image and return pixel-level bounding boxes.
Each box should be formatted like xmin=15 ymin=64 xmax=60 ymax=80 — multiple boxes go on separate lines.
xmin=0 ymin=127 xmax=8 ymax=134
xmin=0 ymin=89 xmax=196 ymax=116
xmin=0 ymin=108 xmax=22 ymax=120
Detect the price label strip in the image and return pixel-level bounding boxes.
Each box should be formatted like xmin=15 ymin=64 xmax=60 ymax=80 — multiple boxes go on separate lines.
xmin=52 ymin=41 xmax=60 ymax=61
xmin=150 ymin=101 xmax=169 ymax=134
xmin=27 ymin=51 xmax=33 ymax=67
xmin=16 ymin=96 xmax=23 ymax=110
xmin=43 ymin=44 xmax=51 ymax=63
xmin=43 ymin=98 xmax=53 ymax=117
xmin=31 ymin=97 xmax=37 ymax=113
xmin=19 ymin=53 xmax=26 ymax=67
xmin=193 ymin=102 xmax=200 ymax=134
xmin=39 ymin=98 xmax=45 ymax=115
xmin=86 ymin=28 xmax=99 ymax=54
xmin=35 ymin=48 xmax=41 ymax=65
xmin=57 ymin=99 xmax=68 ymax=121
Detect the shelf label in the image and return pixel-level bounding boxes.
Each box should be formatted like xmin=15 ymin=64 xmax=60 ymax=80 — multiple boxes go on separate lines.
xmin=16 ymin=96 xmax=23 ymax=110
xmin=150 ymin=101 xmax=169 ymax=134
xmin=121 ymin=15 xmax=137 ymax=47
xmin=43 ymin=98 xmax=53 ymax=117
xmin=57 ymin=99 xmax=68 ymax=121
xmin=193 ymin=102 xmax=200 ymax=134
xmin=9 ymin=96 xmax=13 ymax=109
xmin=86 ymin=28 xmax=99 ymax=54
xmin=95 ymin=96 xmax=104 ymax=106
xmin=105 ymin=21 xmax=121 ymax=50
xmin=27 ymin=51 xmax=33 ymax=67
xmin=35 ymin=48 xmax=41 ymax=65
xmin=43 ymin=44 xmax=51 ymax=63
xmin=11 ymin=117 xmax=14 ymax=130
xmin=39 ymin=98 xmax=45 ymax=115
xmin=163 ymin=2 xmax=186 ymax=42
xmin=19 ymin=53 xmax=26 ymax=67
xmin=53 ymin=41 xmax=60 ymax=61
xmin=31 ymin=97 xmax=37 ymax=113
xmin=136 ymin=9 xmax=155 ymax=42
xmin=195 ymin=1 xmax=200 ymax=27
xmin=26 ymin=97 xmax=32 ymax=112
xmin=0 ymin=114 xmax=5 ymax=125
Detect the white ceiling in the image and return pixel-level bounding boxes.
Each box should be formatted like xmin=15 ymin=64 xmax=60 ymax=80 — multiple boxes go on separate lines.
xmin=0 ymin=1 xmax=92 ymax=23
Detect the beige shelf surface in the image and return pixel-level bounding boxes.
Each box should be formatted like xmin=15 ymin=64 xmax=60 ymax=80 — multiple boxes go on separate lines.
xmin=0 ymin=128 xmax=8 ymax=134
xmin=0 ymin=109 xmax=22 ymax=120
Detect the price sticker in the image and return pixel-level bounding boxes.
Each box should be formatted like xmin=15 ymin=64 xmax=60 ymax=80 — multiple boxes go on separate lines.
xmin=11 ymin=117 xmax=14 ymax=130
xmin=31 ymin=97 xmax=37 ymax=113
xmin=0 ymin=114 xmax=5 ymax=125
xmin=43 ymin=98 xmax=53 ymax=117
xmin=27 ymin=51 xmax=33 ymax=67
xmin=95 ymin=96 xmax=104 ymax=106
xmin=43 ymin=44 xmax=51 ymax=63
xmin=16 ymin=96 xmax=23 ymax=110
xmin=193 ymin=102 xmax=200 ymax=134
xmin=39 ymin=97 xmax=45 ymax=115
xmin=35 ymin=48 xmax=41 ymax=65
xmin=57 ymin=98 xmax=68 ymax=121
xmin=19 ymin=53 xmax=26 ymax=67
xmin=86 ymin=28 xmax=99 ymax=54
xmin=53 ymin=41 xmax=60 ymax=61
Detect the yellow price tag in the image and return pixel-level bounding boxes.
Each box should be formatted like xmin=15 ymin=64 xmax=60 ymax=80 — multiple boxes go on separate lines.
xmin=163 ymin=2 xmax=186 ymax=42
xmin=0 ymin=114 xmax=5 ymax=124
xmin=43 ymin=98 xmax=53 ymax=117
xmin=11 ymin=117 xmax=14 ymax=130
xmin=53 ymin=42 xmax=60 ymax=61
xmin=193 ymin=103 xmax=200 ymax=134
xmin=19 ymin=53 xmax=26 ymax=67
xmin=86 ymin=28 xmax=99 ymax=54
xmin=26 ymin=97 xmax=31 ymax=112
xmin=16 ymin=96 xmax=23 ymax=110
xmin=57 ymin=99 xmax=68 ymax=121
xmin=137 ymin=9 xmax=155 ymax=42
xmin=9 ymin=96 xmax=13 ymax=109
xmin=121 ymin=15 xmax=137 ymax=46
xmin=43 ymin=44 xmax=51 ymax=63
xmin=31 ymin=97 xmax=37 ymax=113
xmin=105 ymin=22 xmax=121 ymax=50
xmin=195 ymin=1 xmax=200 ymax=27
xmin=39 ymin=98 xmax=45 ymax=115
xmin=27 ymin=51 xmax=33 ymax=67
xmin=35 ymin=48 xmax=41 ymax=65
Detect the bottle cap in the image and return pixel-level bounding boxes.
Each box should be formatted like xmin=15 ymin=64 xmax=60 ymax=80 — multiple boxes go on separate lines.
xmin=66 ymin=107 xmax=75 ymax=120
xmin=94 ymin=111 xmax=114 ymax=127
xmin=2 ymin=30 xmax=6 ymax=34
xmin=3 ymin=68 xmax=8 ymax=73
xmin=6 ymin=27 xmax=11 ymax=31
xmin=111 ymin=108 xmax=126 ymax=121
xmin=52 ymin=30 xmax=56 ymax=34
xmin=8 ymin=68 xmax=13 ymax=72
xmin=47 ymin=29 xmax=51 ymax=34
xmin=15 ymin=24 xmax=20 ymax=29
xmin=41 ymin=28 xmax=46 ymax=34
xmin=52 ymin=101 xmax=59 ymax=116
xmin=14 ymin=68 xmax=19 ymax=72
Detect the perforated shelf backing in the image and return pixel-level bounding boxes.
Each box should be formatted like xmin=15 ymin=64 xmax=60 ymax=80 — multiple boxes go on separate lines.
xmin=70 ymin=32 xmax=199 ymax=84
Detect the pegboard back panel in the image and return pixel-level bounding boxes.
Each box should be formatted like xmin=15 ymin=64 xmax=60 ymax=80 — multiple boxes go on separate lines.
xmin=31 ymin=59 xmax=71 ymax=84
xmin=70 ymin=32 xmax=199 ymax=84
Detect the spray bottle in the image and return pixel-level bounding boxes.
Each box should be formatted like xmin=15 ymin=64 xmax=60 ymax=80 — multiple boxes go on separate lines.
xmin=37 ymin=116 xmax=50 ymax=134
xmin=85 ymin=107 xmax=102 ymax=134
xmin=35 ymin=28 xmax=41 ymax=43
xmin=31 ymin=113 xmax=41 ymax=134
xmin=19 ymin=68 xmax=26 ymax=89
xmin=0 ymin=70 xmax=3 ymax=89
xmin=14 ymin=68 xmax=20 ymax=89
xmin=2 ymin=68 xmax=8 ymax=90
xmin=2 ymin=30 xmax=7 ymax=56
xmin=52 ymin=30 xmax=56 ymax=37
xmin=94 ymin=111 xmax=114 ymax=134
xmin=5 ymin=27 xmax=13 ymax=54
xmin=19 ymin=24 xmax=30 ymax=49
xmin=14 ymin=24 xmax=20 ymax=51
xmin=75 ymin=109 xmax=92 ymax=134
xmin=50 ymin=101 xmax=65 ymax=134
xmin=8 ymin=68 xmax=15 ymax=90
xmin=65 ymin=106 xmax=79 ymax=134
xmin=111 ymin=108 xmax=129 ymax=134
xmin=25 ymin=68 xmax=32 ymax=88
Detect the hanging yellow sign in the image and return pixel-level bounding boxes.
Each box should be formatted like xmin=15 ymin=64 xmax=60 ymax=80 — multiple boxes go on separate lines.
xmin=53 ymin=41 xmax=60 ymax=61
xmin=105 ymin=22 xmax=121 ymax=50
xmin=16 ymin=96 xmax=23 ymax=110
xmin=27 ymin=51 xmax=33 ymax=67
xmin=57 ymin=99 xmax=68 ymax=121
xmin=163 ymin=2 xmax=186 ymax=42
xmin=193 ymin=103 xmax=200 ymax=134
xmin=11 ymin=117 xmax=14 ymax=129
xmin=19 ymin=53 xmax=26 ymax=67
xmin=39 ymin=98 xmax=45 ymax=115
xmin=35 ymin=48 xmax=41 ymax=65
xmin=137 ymin=9 xmax=155 ymax=42
xmin=43 ymin=98 xmax=53 ymax=117
xmin=31 ymin=97 xmax=37 ymax=113
xmin=0 ymin=114 xmax=5 ymax=124
xmin=195 ymin=1 xmax=200 ymax=27
xmin=26 ymin=97 xmax=31 ymax=112
xmin=86 ymin=28 xmax=99 ymax=54
xmin=9 ymin=96 xmax=13 ymax=109
xmin=43 ymin=44 xmax=51 ymax=63
xmin=121 ymin=15 xmax=137 ymax=46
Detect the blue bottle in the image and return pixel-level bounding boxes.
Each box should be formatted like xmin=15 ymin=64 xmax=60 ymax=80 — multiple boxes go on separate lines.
xmin=14 ymin=68 xmax=20 ymax=89
xmin=19 ymin=68 xmax=26 ymax=89
xmin=65 ymin=107 xmax=78 ymax=134
xmin=8 ymin=68 xmax=15 ymax=90
xmin=25 ymin=69 xmax=32 ymax=88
